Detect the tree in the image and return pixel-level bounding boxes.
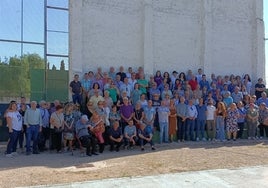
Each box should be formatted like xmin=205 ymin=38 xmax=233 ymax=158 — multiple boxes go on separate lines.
xmin=60 ymin=60 xmax=65 ymax=70
xmin=52 ymin=65 xmax=57 ymax=70
xmin=0 ymin=53 xmax=45 ymax=98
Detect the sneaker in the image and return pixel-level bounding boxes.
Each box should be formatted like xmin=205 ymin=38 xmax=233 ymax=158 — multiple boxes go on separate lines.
xmin=202 ymin=138 xmax=207 ymax=141
xmin=260 ymin=137 xmax=263 ymax=140
xmin=11 ymin=152 xmax=18 ymax=156
xmin=5 ymin=154 xmax=13 ymax=158
xmin=248 ymin=137 xmax=251 ymax=140
xmin=196 ymin=137 xmax=200 ymax=141
xmin=92 ymin=152 xmax=99 ymax=155
xmin=26 ymin=152 xmax=31 ymax=156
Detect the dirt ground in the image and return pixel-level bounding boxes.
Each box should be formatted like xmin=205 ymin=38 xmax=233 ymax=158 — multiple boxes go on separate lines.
xmin=1 ymin=139 xmax=268 ymax=188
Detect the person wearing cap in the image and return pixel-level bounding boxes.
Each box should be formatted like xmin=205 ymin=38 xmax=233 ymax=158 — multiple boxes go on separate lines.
xmin=138 ymin=123 xmax=155 ymax=151
xmin=75 ymin=115 xmax=98 ymax=156
xmin=258 ymin=102 xmax=268 ymax=139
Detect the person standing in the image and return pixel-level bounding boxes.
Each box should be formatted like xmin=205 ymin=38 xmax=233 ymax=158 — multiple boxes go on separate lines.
xmin=176 ymin=96 xmax=188 ymax=142
xmin=24 ymin=101 xmax=43 ymax=155
xmin=70 ymin=74 xmax=82 ymax=105
xmin=226 ymin=103 xmax=239 ymax=141
xmin=215 ymin=102 xmax=227 ymax=142
xmin=38 ymin=100 xmax=50 ymax=152
xmin=187 ymin=99 xmax=198 ymax=141
xmin=206 ymin=100 xmax=216 ymax=141
xmin=196 ymin=98 xmax=207 ymax=141
xmin=246 ymin=103 xmax=259 ymax=140
xmin=158 ymin=100 xmax=170 ymax=144
xmin=6 ymin=101 xmax=23 ymax=157
xmin=50 ymin=105 xmax=64 ymax=153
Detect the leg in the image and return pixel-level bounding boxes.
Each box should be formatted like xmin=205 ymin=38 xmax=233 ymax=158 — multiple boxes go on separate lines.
xmin=164 ymin=122 xmax=169 ymax=143
xmin=26 ymin=126 xmax=33 ymax=153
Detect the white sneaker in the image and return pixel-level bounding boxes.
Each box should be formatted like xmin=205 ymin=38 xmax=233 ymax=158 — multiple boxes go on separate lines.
xmin=202 ymin=138 xmax=207 ymax=141
xmin=260 ymin=137 xmax=263 ymax=140
xmin=196 ymin=137 xmax=199 ymax=141
xmin=6 ymin=154 xmax=13 ymax=158
xmin=11 ymin=152 xmax=18 ymax=156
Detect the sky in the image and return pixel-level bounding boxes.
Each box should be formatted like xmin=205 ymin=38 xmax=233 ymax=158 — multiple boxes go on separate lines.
xmin=0 ymin=0 xmax=267 ymax=74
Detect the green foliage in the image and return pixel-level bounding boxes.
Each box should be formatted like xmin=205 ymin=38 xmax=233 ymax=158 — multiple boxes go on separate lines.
xmin=0 ymin=53 xmax=45 ymax=98
xmin=60 ymin=60 xmax=65 ymax=70
xmin=52 ymin=65 xmax=57 ymax=70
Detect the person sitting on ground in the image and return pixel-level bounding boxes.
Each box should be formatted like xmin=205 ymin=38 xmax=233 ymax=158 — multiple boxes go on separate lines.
xmin=138 ymin=123 xmax=156 ymax=151
xmin=75 ymin=115 xmax=98 ymax=156
xmin=109 ymin=121 xmax=123 ymax=152
xmin=124 ymin=119 xmax=137 ymax=149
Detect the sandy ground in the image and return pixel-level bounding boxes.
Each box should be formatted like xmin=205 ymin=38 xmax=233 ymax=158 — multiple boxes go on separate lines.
xmin=1 ymin=139 xmax=268 ymax=188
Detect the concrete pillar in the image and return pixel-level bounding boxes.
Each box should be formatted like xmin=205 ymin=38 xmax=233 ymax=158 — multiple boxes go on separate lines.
xmin=143 ymin=0 xmax=154 ymax=77
xmin=255 ymin=0 xmax=265 ymax=83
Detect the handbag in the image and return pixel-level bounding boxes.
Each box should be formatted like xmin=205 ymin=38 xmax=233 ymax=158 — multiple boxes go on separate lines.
xmin=263 ymin=118 xmax=268 ymax=126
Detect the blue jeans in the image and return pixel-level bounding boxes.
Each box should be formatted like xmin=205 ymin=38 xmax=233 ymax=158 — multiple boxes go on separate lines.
xmin=6 ymin=130 xmax=21 ymax=154
xmin=196 ymin=120 xmax=206 ymax=139
xmin=72 ymin=94 xmax=82 ymax=105
xmin=159 ymin=122 xmax=169 ymax=143
xmin=26 ymin=125 xmax=40 ymax=153
xmin=186 ymin=119 xmax=196 ymax=141
xmin=216 ymin=116 xmax=225 ymax=141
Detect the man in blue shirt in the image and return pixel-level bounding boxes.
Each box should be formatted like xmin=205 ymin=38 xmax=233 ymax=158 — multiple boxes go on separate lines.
xmin=138 ymin=123 xmax=156 ymax=151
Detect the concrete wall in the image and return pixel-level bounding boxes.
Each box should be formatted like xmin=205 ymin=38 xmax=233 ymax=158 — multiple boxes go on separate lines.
xmin=69 ymin=0 xmax=265 ymax=82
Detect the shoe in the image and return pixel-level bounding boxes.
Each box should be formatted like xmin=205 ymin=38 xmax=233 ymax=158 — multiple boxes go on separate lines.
xmin=92 ymin=152 xmax=99 ymax=155
xmin=11 ymin=152 xmax=18 ymax=156
xmin=86 ymin=153 xmax=92 ymax=157
xmin=26 ymin=152 xmax=31 ymax=155
xmin=202 ymin=138 xmax=207 ymax=141
xmin=141 ymin=147 xmax=144 ymax=151
xmin=5 ymin=154 xmax=13 ymax=158
xmin=115 ymin=147 xmax=119 ymax=152
xmin=196 ymin=137 xmax=199 ymax=141
xmin=151 ymin=147 xmax=156 ymax=151
xmin=33 ymin=151 xmax=40 ymax=154
xmin=233 ymin=139 xmax=236 ymax=141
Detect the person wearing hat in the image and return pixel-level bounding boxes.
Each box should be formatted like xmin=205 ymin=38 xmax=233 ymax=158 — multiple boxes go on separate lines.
xmin=75 ymin=115 xmax=98 ymax=156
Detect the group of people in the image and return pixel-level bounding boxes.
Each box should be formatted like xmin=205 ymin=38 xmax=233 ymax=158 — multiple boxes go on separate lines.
xmin=4 ymin=66 xmax=268 ymax=157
